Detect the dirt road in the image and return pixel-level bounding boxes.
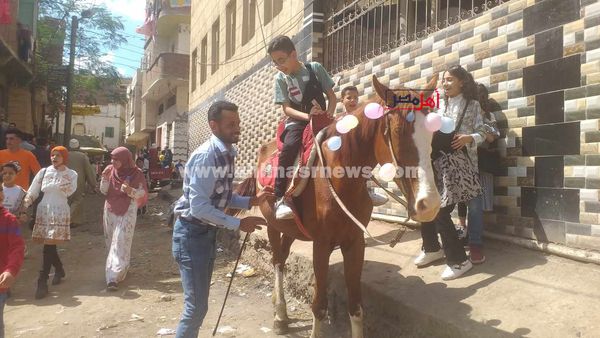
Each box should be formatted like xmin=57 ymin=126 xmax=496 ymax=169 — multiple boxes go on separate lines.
xmin=4 ymin=191 xmax=315 ymax=338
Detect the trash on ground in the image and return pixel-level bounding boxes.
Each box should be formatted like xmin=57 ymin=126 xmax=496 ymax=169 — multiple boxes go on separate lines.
xmin=156 ymin=328 xmax=177 ymax=336
xmin=242 ymin=268 xmax=257 ymax=277
xmin=160 ymin=294 xmax=174 ymax=302
xmin=226 ymin=264 xmax=256 ymax=278
xmin=260 ymin=327 xmax=272 ymax=333
xmin=129 ymin=314 xmax=144 ymax=322
xmin=217 ymin=326 xmax=236 ymax=334
xmin=97 ymin=323 xmax=119 ymax=331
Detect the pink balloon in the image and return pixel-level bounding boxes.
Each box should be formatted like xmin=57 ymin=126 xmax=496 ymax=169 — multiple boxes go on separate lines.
xmin=424 ymin=113 xmax=442 ymax=132
xmin=364 ymin=103 xmax=384 ymax=119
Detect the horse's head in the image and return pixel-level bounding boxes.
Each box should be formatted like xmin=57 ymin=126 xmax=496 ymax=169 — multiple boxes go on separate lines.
xmin=371 ymin=75 xmax=441 ymax=222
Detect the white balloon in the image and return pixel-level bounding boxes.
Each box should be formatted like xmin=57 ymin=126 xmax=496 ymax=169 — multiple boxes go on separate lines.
xmin=336 ymin=119 xmax=351 ymax=134
xmin=343 ymin=115 xmax=359 ymax=129
xmin=379 ymin=163 xmax=397 ymax=182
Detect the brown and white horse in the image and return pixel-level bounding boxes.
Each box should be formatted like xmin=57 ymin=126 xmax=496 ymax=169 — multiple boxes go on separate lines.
xmin=235 ymin=75 xmax=441 ymax=337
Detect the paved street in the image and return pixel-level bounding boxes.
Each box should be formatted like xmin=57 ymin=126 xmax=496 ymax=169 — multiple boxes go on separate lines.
xmin=4 ymin=190 xmax=315 ymax=338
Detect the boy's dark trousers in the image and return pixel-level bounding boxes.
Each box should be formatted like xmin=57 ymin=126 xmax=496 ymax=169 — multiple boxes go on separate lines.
xmin=275 ymin=124 xmax=305 ymax=198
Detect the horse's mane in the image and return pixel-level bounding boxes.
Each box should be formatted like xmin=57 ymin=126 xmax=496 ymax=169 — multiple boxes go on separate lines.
xmin=322 ymin=99 xmax=384 ymax=164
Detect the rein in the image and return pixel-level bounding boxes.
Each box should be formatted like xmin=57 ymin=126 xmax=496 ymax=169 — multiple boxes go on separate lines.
xmin=313 ymin=118 xmax=384 ymax=243
xmin=312 ymin=107 xmax=417 ymax=243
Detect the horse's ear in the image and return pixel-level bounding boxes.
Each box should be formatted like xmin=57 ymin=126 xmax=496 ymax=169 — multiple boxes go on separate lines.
xmin=426 ymin=73 xmax=439 ymax=90
xmin=372 ymin=75 xmax=394 ymax=107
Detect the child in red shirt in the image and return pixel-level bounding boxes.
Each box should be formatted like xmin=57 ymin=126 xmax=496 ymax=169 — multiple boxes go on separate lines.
xmin=0 ymin=183 xmax=25 ymax=337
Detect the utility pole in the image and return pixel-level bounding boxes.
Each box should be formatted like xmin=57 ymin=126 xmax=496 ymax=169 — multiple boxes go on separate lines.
xmin=63 ymin=15 xmax=78 ymax=146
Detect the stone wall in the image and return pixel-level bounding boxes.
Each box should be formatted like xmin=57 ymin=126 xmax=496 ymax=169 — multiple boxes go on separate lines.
xmin=189 ymin=0 xmax=600 ymax=251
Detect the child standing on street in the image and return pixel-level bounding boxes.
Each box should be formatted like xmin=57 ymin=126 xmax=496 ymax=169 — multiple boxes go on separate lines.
xmin=2 ymin=162 xmax=26 ymax=216
xmin=268 ymin=35 xmax=337 ymax=219
xmin=0 ymin=183 xmax=25 ymax=338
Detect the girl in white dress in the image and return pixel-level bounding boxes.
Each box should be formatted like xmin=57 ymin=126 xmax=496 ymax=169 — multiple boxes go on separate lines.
xmin=24 ymin=146 xmax=77 ymax=299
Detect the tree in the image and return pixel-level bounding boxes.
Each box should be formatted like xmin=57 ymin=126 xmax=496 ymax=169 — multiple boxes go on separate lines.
xmin=36 ymin=0 xmax=129 ymax=121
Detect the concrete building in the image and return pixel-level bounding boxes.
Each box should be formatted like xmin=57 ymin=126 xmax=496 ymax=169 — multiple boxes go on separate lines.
xmin=188 ymin=0 xmax=600 ymax=252
xmin=133 ymin=0 xmax=190 ymax=162
xmin=125 ymin=69 xmax=146 ymax=148
xmin=56 ymin=103 xmax=126 ymax=150
xmin=0 ymin=0 xmax=45 ymax=135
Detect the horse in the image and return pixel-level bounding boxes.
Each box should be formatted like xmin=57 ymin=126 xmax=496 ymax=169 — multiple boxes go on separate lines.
xmin=234 ymin=74 xmax=441 ymax=337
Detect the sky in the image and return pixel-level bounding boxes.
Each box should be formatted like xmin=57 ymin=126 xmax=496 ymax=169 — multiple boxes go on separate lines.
xmin=96 ymin=0 xmax=147 ymax=78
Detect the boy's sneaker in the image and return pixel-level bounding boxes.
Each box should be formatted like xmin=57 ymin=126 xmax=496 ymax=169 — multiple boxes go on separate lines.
xmin=275 ymin=198 xmax=294 ymax=220
xmin=469 ymin=245 xmax=486 ymax=264
xmin=414 ymin=249 xmax=445 ymax=267
xmin=441 ymin=260 xmax=473 ymax=280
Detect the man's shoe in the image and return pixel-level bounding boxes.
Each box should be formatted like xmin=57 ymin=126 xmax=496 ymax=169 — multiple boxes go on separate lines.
xmin=441 ymin=260 xmax=473 ymax=280
xmin=369 ymin=191 xmax=389 ymax=206
xmin=469 ymin=245 xmax=486 ymax=264
xmin=275 ymin=198 xmax=294 ymax=220
xmin=414 ymin=249 xmax=445 ymax=267
xmin=107 ymin=282 xmax=119 ymax=292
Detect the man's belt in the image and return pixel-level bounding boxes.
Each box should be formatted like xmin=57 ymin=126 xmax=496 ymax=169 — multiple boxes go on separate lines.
xmin=180 ymin=215 xmax=214 ymax=228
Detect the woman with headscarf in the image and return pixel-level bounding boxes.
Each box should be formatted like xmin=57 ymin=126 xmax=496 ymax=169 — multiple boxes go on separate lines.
xmin=23 ymin=146 xmax=78 ymax=299
xmin=100 ymin=147 xmax=148 ymax=291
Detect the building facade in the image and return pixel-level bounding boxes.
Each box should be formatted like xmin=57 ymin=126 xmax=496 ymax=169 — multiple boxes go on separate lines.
xmin=128 ymin=0 xmax=191 ymax=162
xmin=0 ymin=0 xmax=45 ymax=135
xmin=56 ymin=103 xmax=125 ymax=150
xmin=189 ymin=0 xmax=600 ymax=252
xmin=125 ymin=70 xmax=145 ymax=148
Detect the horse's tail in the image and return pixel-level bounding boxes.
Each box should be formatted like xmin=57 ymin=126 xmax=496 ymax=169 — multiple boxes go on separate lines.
xmin=226 ymin=174 xmax=257 ymax=217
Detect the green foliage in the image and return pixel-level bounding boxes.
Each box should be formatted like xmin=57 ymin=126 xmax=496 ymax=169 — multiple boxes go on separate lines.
xmin=36 ymin=0 xmax=129 ymax=111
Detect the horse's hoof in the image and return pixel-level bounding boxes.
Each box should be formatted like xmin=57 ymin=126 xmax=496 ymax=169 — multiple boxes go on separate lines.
xmin=273 ymin=320 xmax=289 ymax=335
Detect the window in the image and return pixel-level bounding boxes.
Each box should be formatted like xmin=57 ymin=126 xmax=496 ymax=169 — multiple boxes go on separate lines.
xmin=226 ymin=0 xmax=236 ymax=60
xmin=211 ymin=19 xmax=220 ymax=74
xmin=200 ymin=35 xmax=207 ymax=84
xmin=74 ymin=123 xmax=86 ymax=135
xmin=105 ymin=127 xmax=114 ymax=138
xmin=242 ymin=0 xmax=256 ymax=45
xmin=158 ymin=103 xmax=164 ymax=115
xmin=264 ymin=0 xmax=282 ymax=25
xmin=191 ymin=48 xmax=197 ymax=91
xmin=167 ymin=95 xmax=176 ymax=108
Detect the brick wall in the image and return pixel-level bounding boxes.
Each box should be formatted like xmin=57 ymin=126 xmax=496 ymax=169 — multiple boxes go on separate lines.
xmin=189 ymin=0 xmax=600 ymax=251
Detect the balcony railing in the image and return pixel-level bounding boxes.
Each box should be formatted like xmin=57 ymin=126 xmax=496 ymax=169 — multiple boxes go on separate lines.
xmin=143 ymin=52 xmax=190 ymax=96
xmin=324 ymin=0 xmax=511 ymax=73
xmin=157 ymin=0 xmax=191 ymax=18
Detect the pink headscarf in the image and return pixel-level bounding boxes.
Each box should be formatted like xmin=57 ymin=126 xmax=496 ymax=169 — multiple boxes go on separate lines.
xmin=104 ymin=147 xmax=148 ymax=216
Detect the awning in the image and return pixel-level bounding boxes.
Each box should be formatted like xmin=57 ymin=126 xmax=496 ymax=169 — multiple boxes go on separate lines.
xmin=79 ymin=147 xmax=108 ymax=156
xmin=126 ymin=131 xmax=150 ymax=143
xmin=73 ymin=105 xmax=101 ymax=115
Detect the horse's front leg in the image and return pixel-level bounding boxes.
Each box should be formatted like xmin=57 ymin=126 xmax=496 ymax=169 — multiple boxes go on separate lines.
xmin=268 ymin=228 xmax=294 ymax=334
xmin=341 ymin=236 xmax=366 ymax=338
xmin=311 ymin=242 xmax=332 ymax=338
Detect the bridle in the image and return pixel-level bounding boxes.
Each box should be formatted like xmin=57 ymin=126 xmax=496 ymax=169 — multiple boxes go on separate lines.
xmin=311 ymin=104 xmax=425 ymax=243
